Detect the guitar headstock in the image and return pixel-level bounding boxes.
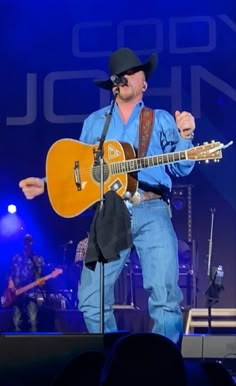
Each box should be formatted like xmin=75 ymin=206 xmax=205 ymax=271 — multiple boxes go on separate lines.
xmin=51 ymin=268 xmax=63 ymax=278
xmin=187 ymin=141 xmax=223 ymax=162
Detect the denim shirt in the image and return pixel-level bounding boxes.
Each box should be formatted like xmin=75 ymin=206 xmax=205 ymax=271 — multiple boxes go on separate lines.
xmin=79 ymin=101 xmax=194 ymax=191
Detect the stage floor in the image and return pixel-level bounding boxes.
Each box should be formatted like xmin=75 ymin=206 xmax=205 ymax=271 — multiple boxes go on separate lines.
xmin=0 ymin=307 xmax=236 ymax=366
xmin=0 ymin=307 xmax=235 ymax=386
xmin=0 ymin=306 xmax=154 ymax=334
xmin=0 ymin=331 xmax=235 ymax=386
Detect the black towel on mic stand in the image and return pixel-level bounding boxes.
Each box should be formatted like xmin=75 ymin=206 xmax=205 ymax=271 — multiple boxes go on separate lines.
xmin=85 ymin=191 xmax=132 ymax=271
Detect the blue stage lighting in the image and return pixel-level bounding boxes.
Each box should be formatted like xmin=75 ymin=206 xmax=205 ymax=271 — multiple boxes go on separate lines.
xmin=8 ymin=204 xmax=17 ymax=214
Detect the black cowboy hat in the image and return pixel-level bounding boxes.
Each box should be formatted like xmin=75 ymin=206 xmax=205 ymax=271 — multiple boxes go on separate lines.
xmin=94 ymin=47 xmax=158 ymax=90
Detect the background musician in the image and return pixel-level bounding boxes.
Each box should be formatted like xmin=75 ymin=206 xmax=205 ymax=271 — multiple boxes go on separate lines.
xmin=7 ymin=233 xmax=45 ymax=332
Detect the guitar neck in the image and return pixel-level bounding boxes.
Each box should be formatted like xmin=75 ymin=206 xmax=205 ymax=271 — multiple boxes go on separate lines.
xmin=111 ymin=150 xmax=187 ymax=175
xmin=15 ymin=273 xmax=52 ymax=296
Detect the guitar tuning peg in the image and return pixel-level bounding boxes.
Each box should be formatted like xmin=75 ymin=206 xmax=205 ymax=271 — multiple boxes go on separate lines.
xmin=203 ymin=141 xmax=209 ymax=145
xmin=211 ymin=140 xmax=215 ymax=143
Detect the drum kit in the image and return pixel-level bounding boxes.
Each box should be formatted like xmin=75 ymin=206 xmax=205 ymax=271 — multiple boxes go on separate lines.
xmin=37 ymin=239 xmax=193 ymax=310
xmin=37 ymin=261 xmax=82 ymax=310
xmin=34 ymin=237 xmax=86 ymax=310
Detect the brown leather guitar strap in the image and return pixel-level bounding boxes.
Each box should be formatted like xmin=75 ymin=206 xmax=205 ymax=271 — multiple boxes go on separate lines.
xmin=138 ymin=107 xmax=155 ymax=158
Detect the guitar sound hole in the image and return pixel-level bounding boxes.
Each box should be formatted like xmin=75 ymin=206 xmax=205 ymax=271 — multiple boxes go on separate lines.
xmin=92 ymin=163 xmax=109 ymax=183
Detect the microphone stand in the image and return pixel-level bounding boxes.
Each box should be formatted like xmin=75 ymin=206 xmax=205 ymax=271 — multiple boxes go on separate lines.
xmin=93 ymin=87 xmax=120 ymax=334
xmin=205 ymin=265 xmax=224 ymax=334
xmin=205 ymin=208 xmax=215 ymax=333
xmin=207 ymin=208 xmax=215 ymax=278
xmin=63 ymin=245 xmax=67 ymax=263
xmin=60 ymin=241 xmax=73 ymax=263
xmin=205 ymin=208 xmax=224 ymax=333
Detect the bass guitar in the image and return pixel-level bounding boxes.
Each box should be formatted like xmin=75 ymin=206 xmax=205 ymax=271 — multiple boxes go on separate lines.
xmin=45 ymin=139 xmax=224 ymax=218
xmin=1 ymin=268 xmax=63 ymax=308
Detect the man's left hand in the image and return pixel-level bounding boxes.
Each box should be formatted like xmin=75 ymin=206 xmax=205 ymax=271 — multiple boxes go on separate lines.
xmin=175 ymin=110 xmax=195 ymax=140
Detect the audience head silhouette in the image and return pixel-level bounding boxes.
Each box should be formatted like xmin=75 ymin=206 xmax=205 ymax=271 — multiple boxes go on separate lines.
xmin=100 ymin=333 xmax=186 ymax=386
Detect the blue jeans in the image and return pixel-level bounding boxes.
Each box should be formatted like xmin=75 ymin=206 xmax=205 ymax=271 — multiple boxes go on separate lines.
xmin=78 ymin=199 xmax=183 ymax=343
xmin=13 ymin=297 xmax=38 ymax=332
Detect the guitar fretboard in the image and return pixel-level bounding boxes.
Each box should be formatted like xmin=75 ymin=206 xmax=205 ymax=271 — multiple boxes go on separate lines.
xmin=110 ymin=150 xmax=187 ymax=175
xmin=16 ymin=274 xmax=53 ymax=296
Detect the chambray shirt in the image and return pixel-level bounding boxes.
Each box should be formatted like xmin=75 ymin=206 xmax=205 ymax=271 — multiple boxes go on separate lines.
xmin=79 ymin=101 xmax=194 ymax=191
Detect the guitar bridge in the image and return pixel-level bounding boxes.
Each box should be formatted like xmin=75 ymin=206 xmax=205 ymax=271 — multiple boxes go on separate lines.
xmin=74 ymin=161 xmax=81 ymax=191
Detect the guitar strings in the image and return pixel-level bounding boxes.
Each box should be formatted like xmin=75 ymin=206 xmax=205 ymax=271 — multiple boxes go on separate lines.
xmin=59 ymin=144 xmax=219 ymax=181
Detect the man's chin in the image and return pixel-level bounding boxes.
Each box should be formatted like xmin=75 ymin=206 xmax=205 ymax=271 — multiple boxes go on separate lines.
xmin=119 ymin=92 xmax=134 ymax=102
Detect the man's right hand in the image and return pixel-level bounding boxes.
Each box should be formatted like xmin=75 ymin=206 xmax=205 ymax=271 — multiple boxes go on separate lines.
xmin=19 ymin=177 xmax=45 ymax=199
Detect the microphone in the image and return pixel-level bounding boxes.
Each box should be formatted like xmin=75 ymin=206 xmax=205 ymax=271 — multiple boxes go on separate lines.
xmin=110 ymin=74 xmax=128 ymax=87
xmin=60 ymin=240 xmax=73 ymax=247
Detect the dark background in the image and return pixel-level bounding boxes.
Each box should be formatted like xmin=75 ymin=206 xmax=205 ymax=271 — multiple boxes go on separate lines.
xmin=0 ymin=0 xmax=235 ymax=308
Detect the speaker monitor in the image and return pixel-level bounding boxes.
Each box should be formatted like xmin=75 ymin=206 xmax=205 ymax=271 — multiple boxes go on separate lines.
xmin=182 ymin=334 xmax=236 ymax=359
xmin=182 ymin=334 xmax=236 ymax=376
xmin=0 ymin=332 xmax=127 ymax=386
xmin=181 ymin=335 xmax=203 ymax=358
xmin=203 ymin=335 xmax=236 ymax=359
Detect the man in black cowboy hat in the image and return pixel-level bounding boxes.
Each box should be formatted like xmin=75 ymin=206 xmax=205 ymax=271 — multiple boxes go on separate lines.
xmin=19 ymin=47 xmax=195 ymax=344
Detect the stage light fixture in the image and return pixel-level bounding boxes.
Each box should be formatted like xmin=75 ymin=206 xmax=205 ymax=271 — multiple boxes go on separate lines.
xmin=8 ymin=204 xmax=17 ymax=214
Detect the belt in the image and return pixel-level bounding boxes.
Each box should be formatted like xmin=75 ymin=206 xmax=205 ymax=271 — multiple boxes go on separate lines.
xmin=142 ymin=191 xmax=162 ymax=201
xmin=130 ymin=191 xmax=162 ymax=206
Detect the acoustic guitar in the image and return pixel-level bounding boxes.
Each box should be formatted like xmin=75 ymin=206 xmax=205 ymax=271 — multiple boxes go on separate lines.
xmin=45 ymin=139 xmax=223 ymax=218
xmin=1 ymin=268 xmax=63 ymax=308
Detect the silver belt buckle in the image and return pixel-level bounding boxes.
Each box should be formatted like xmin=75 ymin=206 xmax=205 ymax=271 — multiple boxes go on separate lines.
xmin=123 ymin=191 xmax=142 ymax=206
xmin=130 ymin=192 xmax=142 ymax=206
